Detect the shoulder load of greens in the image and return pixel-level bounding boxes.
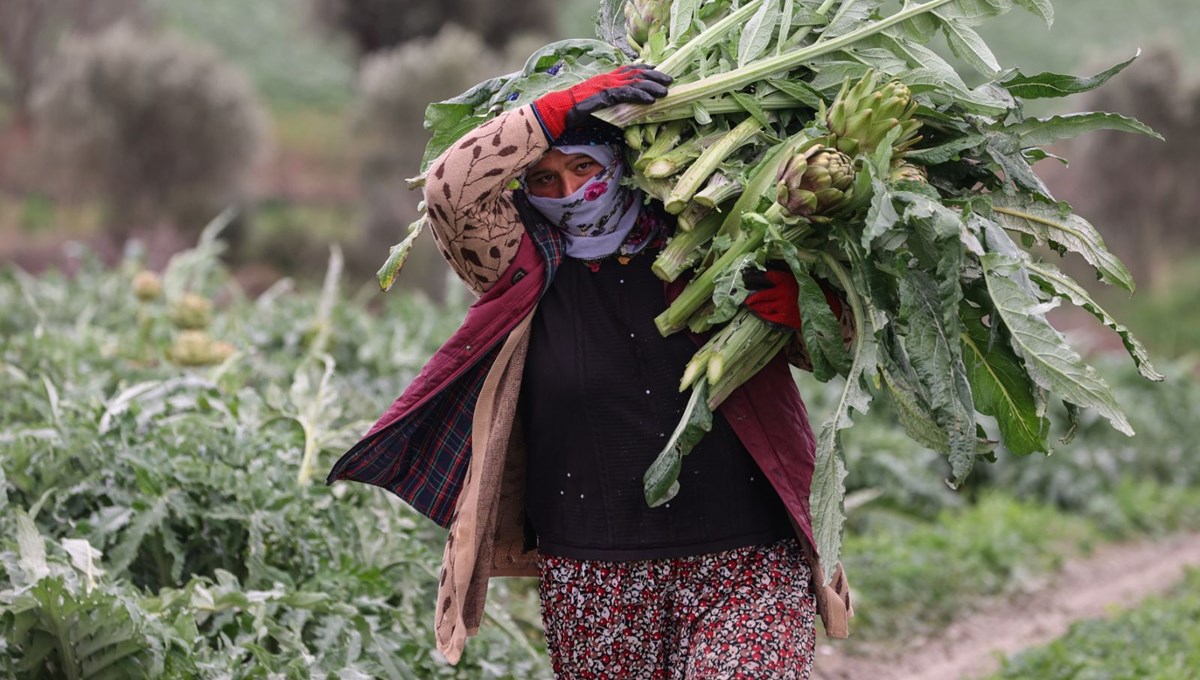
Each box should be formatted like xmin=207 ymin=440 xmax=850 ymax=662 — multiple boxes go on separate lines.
xmin=384 ymin=0 xmax=1163 ymax=577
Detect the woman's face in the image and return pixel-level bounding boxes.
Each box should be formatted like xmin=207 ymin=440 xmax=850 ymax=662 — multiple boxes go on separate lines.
xmin=525 ymin=150 xmax=604 ymax=199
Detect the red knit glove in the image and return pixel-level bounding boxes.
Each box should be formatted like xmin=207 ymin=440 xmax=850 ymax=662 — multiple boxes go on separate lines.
xmin=531 ymin=65 xmax=672 ymax=142
xmin=743 ymin=264 xmax=844 ymax=331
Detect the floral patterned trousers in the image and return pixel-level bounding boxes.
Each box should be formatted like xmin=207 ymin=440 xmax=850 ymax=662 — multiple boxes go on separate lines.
xmin=537 ymin=538 xmax=817 ymax=679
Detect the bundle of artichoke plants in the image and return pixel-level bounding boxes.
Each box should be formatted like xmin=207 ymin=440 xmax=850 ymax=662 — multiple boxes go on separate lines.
xmin=385 ymin=0 xmax=1163 ymax=575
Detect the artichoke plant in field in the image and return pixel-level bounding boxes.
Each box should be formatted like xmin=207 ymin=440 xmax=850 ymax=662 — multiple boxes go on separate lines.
xmin=381 ymin=0 xmax=1165 ymax=577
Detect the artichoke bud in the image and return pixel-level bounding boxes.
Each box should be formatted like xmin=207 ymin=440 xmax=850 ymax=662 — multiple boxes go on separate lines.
xmin=169 ymin=331 xmax=214 ymax=366
xmin=625 ymin=0 xmax=668 ymax=46
xmin=132 ymin=270 xmax=162 ymax=302
xmin=775 ymin=146 xmax=855 ymax=219
xmin=829 ymin=70 xmax=923 ymax=157
xmin=889 ymin=161 xmax=928 ymax=184
xmin=170 ymin=293 xmax=212 ymax=330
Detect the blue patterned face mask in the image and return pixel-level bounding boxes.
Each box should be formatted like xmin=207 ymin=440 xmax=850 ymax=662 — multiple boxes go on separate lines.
xmin=524 ymin=144 xmax=648 ymax=260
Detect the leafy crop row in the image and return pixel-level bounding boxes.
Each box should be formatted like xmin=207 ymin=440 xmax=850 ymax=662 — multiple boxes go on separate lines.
xmin=0 ymin=226 xmax=548 ymax=679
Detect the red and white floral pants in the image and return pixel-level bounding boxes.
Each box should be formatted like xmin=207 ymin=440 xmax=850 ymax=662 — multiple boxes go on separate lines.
xmin=537 ymin=538 xmax=817 ymax=679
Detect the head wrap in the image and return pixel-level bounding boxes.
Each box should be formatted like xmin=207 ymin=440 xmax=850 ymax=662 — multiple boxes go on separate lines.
xmin=524 ymin=144 xmax=657 ymax=261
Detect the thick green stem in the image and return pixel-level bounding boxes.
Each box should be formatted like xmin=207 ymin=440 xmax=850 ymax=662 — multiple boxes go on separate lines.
xmin=655 ymin=220 xmax=766 ymax=336
xmin=665 ymin=116 xmax=764 ymax=214
xmin=622 ymin=93 xmax=800 ymax=125
xmin=599 ymin=0 xmax=960 ymax=127
xmin=694 ymin=172 xmax=743 ymax=208
xmin=708 ymin=318 xmax=791 ymax=407
xmin=634 ymin=120 xmax=688 ymax=171
xmin=653 ymin=210 xmax=723 ymax=282
xmin=644 ymin=137 xmax=703 ymax=178
xmin=656 ymin=0 xmax=766 ymax=76
xmin=677 ymin=201 xmax=713 ymax=232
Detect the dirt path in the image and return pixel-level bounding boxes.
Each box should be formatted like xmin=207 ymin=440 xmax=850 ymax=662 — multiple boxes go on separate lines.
xmin=812 ymin=531 xmax=1200 ymax=680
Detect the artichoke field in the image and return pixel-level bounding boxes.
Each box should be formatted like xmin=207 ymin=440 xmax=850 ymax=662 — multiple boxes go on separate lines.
xmin=388 ymin=0 xmax=1164 ymax=576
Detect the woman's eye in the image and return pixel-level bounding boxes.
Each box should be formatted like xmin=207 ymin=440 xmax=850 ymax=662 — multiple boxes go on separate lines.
xmin=575 ymin=162 xmax=593 ymax=173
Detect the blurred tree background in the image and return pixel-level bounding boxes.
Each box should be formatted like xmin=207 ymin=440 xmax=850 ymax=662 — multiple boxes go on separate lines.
xmin=0 ymin=0 xmax=1197 ymax=347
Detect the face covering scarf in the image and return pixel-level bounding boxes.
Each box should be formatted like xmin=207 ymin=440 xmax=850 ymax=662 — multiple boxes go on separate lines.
xmin=524 ymin=144 xmax=661 ymax=262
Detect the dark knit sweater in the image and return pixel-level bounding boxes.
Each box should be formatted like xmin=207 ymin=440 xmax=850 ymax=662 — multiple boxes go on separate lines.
xmin=520 ymin=244 xmax=793 ymax=561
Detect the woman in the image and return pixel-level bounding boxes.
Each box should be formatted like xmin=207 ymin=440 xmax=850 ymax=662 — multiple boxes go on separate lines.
xmin=328 ymin=65 xmax=852 ymax=679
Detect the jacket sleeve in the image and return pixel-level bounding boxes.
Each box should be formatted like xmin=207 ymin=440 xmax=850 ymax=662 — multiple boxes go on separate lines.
xmin=422 ymin=105 xmax=551 ymax=297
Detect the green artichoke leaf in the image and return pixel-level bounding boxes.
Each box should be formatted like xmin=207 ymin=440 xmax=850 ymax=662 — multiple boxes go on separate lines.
xmin=770 ymin=233 xmax=850 ymax=381
xmin=960 ymin=302 xmax=1050 ymax=456
xmin=765 ymin=78 xmax=826 ymax=109
xmin=594 ymin=0 xmax=629 ymax=44
xmin=808 ymin=57 xmax=876 ymax=92
xmin=729 ymin=91 xmax=772 ymax=129
xmin=860 ymin=125 xmax=903 ymax=249
xmin=823 ymin=0 xmax=886 ymax=39
xmin=1002 ymin=51 xmax=1140 ymax=100
xmin=991 ymin=193 xmax=1135 ymax=293
xmin=1012 ymin=0 xmax=1054 ymax=27
xmin=983 ymin=132 xmax=1053 ymax=197
xmin=376 ymin=216 xmax=426 ymax=292
xmin=737 ymin=0 xmax=781 ymax=67
xmin=1005 ymin=111 xmax=1163 ymax=148
xmin=670 ymin=0 xmax=703 ymax=45
xmin=709 ymin=253 xmax=758 ymax=325
xmin=907 ymin=132 xmax=984 ymax=166
xmin=933 ymin=13 xmax=1001 ymax=77
xmin=1026 ymin=261 xmax=1164 ymax=382
xmin=880 ymin=350 xmax=996 ymax=457
xmin=880 ymin=356 xmax=952 ymax=453
xmin=811 ymin=257 xmax=878 ymax=582
xmin=979 ymin=222 xmax=1134 ymax=437
xmin=898 ymin=266 xmax=977 ymax=485
xmin=421 ymin=40 xmax=623 ymax=171
xmin=643 ymin=378 xmax=713 ymax=507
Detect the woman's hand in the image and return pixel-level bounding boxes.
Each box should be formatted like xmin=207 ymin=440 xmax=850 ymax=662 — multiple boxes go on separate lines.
xmin=531 ymin=65 xmax=672 ymax=143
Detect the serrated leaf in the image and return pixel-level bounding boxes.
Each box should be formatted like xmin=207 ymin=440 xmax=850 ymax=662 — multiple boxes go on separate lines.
xmin=766 ymin=78 xmax=825 ymax=109
xmin=899 ymin=268 xmax=977 ymax=484
xmin=777 ymin=0 xmax=794 ymax=56
xmin=108 ymin=496 xmax=170 ymax=576
xmin=880 ymin=359 xmax=951 ymax=452
xmin=710 ymin=254 xmax=758 ymax=324
xmin=1003 ymin=51 xmax=1138 ymax=100
xmin=824 ymin=0 xmax=884 ymax=38
xmin=1013 ymin=0 xmax=1054 ymax=27
xmin=377 ymin=216 xmax=426 ymax=292
xmin=980 ymin=227 xmax=1133 ymax=436
xmin=771 ymin=237 xmax=851 ymax=381
xmin=811 ymin=291 xmax=877 ymax=582
xmin=670 ymin=0 xmax=702 ymax=44
xmin=937 ymin=0 xmax=1014 ymax=25
xmin=960 ymin=304 xmax=1050 ymax=455
xmin=1005 ymin=111 xmax=1163 ymax=148
xmin=644 ymin=380 xmax=714 ymax=507
xmin=738 ymin=0 xmax=781 ymax=67
xmin=935 ymin=13 xmax=1001 ymax=76
xmin=984 ymin=133 xmax=1053 ymax=196
xmin=16 ymin=511 xmax=49 ymax=583
xmin=1026 ymin=261 xmax=1163 ymax=382
xmin=729 ymin=91 xmax=772 ymax=128
xmin=992 ymin=194 xmax=1135 ymax=292
xmin=905 ymin=132 xmax=986 ymax=165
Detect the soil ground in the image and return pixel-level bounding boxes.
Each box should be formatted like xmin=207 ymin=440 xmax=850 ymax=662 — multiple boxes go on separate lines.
xmin=812 ymin=531 xmax=1200 ymax=680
